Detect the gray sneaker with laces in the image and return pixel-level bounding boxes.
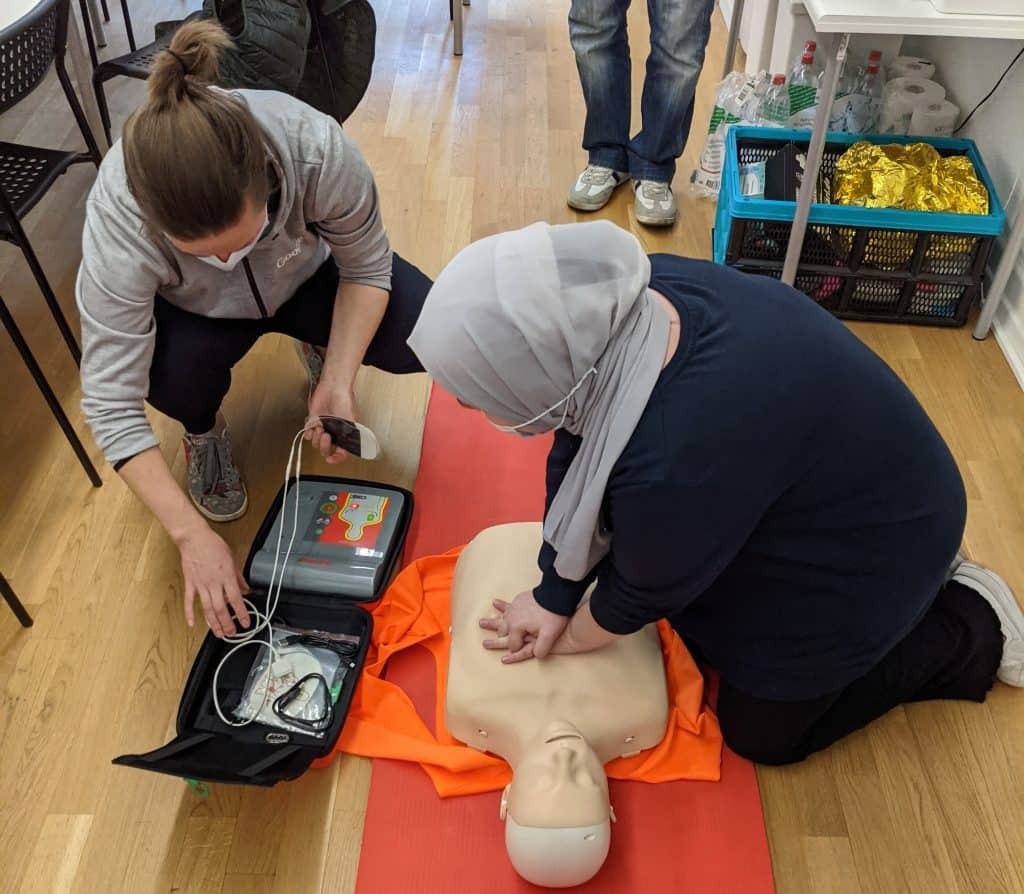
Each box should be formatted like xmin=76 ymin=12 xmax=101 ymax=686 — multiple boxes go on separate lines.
xmin=184 ymin=427 xmax=248 ymax=522
xmin=633 ymin=179 xmax=678 ymax=227
xmin=296 ymin=340 xmax=326 ymax=399
xmin=568 ymin=165 xmax=629 ymax=212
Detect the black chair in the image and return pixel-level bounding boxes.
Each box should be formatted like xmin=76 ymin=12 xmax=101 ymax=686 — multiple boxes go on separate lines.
xmin=1 ymin=572 xmax=33 ymax=628
xmin=92 ymin=19 xmax=185 ymax=147
xmin=0 ymin=295 xmax=102 ymax=487
xmin=78 ymin=0 xmax=138 ymax=70
xmin=0 ymin=0 xmax=104 ymax=367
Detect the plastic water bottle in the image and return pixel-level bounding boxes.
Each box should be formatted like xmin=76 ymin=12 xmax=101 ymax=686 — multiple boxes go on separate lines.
xmin=788 ymin=46 xmax=821 ymax=127
xmin=741 ymin=71 xmax=773 ymax=123
xmin=757 ymin=75 xmax=791 ymax=127
xmin=858 ymin=50 xmax=885 ymax=88
xmin=859 ymin=60 xmax=885 ymax=131
xmin=794 ymin=41 xmax=823 ymax=80
xmin=827 ymin=60 xmax=860 ymax=131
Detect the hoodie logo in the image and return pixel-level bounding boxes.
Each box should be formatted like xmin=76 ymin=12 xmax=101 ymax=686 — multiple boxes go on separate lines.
xmin=276 ymin=239 xmax=303 ymax=269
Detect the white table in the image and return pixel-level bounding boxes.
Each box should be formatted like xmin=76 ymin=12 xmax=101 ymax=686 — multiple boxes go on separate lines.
xmin=773 ymin=0 xmax=1024 ymax=338
xmin=2 ymin=0 xmax=109 ymax=156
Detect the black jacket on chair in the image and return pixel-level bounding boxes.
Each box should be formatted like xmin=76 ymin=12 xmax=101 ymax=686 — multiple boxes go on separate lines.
xmin=200 ymin=0 xmax=376 ymax=124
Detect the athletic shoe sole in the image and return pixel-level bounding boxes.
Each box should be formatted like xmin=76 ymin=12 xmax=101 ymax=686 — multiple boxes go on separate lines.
xmin=567 ymin=175 xmax=628 ymax=212
xmin=953 ymin=561 xmax=1024 ymax=687
xmin=189 ymin=489 xmax=249 ymax=523
xmin=635 ymin=207 xmax=678 ymax=227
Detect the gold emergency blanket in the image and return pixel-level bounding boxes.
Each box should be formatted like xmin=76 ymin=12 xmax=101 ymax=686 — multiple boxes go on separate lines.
xmin=831 ymin=142 xmax=989 ymax=270
xmin=833 ymin=142 xmax=989 ymax=214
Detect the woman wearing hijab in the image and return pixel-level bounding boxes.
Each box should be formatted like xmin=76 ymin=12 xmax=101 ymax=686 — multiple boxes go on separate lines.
xmin=407 ymin=221 xmax=1024 ymax=765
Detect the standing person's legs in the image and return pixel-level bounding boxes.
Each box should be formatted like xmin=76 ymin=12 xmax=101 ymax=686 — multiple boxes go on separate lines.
xmin=148 ymin=298 xmax=265 ymax=520
xmin=628 ymin=0 xmax=713 ymax=225
xmin=566 ymin=0 xmax=632 ymax=212
xmin=716 ymin=581 xmax=1005 ymax=765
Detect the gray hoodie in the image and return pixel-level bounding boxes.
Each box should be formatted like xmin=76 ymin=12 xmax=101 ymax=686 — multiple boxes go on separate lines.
xmin=76 ymin=88 xmax=392 ymax=465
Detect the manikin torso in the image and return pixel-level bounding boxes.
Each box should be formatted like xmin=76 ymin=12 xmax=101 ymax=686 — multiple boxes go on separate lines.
xmin=446 ymin=523 xmax=670 ymax=829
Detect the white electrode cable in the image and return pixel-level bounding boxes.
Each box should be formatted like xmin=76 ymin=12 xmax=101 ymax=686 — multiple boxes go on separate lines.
xmin=211 ymin=424 xmax=314 ymax=728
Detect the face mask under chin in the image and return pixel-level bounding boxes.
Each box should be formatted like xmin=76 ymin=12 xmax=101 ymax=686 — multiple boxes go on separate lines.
xmin=176 ymin=207 xmax=270 ymax=272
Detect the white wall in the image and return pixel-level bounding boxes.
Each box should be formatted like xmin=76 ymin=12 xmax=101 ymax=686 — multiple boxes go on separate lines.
xmin=902 ymin=35 xmax=1024 ymax=384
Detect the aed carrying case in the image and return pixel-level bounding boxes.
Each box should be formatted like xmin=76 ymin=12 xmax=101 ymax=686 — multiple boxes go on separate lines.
xmin=112 ymin=475 xmax=412 ymax=786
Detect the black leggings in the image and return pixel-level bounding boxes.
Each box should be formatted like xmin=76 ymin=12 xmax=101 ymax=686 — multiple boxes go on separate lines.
xmin=713 ymin=582 xmax=1003 ymax=766
xmin=148 ymin=255 xmax=431 ymax=435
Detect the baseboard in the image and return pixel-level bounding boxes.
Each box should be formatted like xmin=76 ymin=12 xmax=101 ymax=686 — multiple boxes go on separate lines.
xmin=992 ymin=294 xmax=1024 ymax=392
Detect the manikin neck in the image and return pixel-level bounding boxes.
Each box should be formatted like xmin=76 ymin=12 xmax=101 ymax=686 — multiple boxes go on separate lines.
xmin=509 ymin=719 xmax=587 ymax=767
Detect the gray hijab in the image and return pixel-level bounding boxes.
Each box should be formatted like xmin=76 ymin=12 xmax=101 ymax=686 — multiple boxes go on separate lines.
xmin=407 ymin=221 xmax=670 ymax=581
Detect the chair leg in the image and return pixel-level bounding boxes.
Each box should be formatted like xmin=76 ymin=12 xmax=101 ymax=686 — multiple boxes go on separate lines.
xmin=3 ymin=215 xmax=83 ymax=366
xmin=93 ymin=72 xmax=114 ymax=148
xmin=0 ymin=298 xmax=102 ymax=488
xmin=120 ymin=0 xmax=136 ymax=52
xmin=100 ymin=0 xmax=110 ymax=23
xmin=0 ymin=573 xmax=33 ymax=628
xmin=56 ymin=58 xmax=104 ymax=164
xmin=78 ymin=0 xmax=100 ymax=69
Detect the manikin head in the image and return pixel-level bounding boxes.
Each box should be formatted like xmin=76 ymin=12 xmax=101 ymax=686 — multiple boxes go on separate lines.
xmin=500 ymin=721 xmax=615 ymax=888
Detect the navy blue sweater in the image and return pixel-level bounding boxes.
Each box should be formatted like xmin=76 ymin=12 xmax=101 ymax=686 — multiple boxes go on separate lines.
xmin=534 ymin=256 xmax=966 ymax=701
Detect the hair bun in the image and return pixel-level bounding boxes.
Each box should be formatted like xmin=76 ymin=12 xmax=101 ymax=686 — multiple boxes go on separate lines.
xmin=147 ymin=20 xmax=232 ymax=107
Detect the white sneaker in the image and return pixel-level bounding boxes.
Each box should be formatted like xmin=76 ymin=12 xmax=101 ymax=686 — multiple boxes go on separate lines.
xmin=567 ymin=165 xmax=629 ymax=212
xmin=952 ymin=561 xmax=1024 ymax=687
xmin=633 ymin=179 xmax=678 ymax=227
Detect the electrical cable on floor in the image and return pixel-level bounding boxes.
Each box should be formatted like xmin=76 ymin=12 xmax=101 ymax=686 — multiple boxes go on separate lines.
xmin=953 ymin=45 xmax=1024 ymax=134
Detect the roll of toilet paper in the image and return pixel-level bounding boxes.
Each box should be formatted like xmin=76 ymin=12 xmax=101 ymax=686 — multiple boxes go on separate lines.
xmin=909 ymin=100 xmax=960 ymax=138
xmin=888 ymin=56 xmax=937 ymax=80
xmin=879 ymin=77 xmax=946 ymax=135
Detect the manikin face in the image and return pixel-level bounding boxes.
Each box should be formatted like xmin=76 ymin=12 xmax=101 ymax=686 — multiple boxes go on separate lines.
xmin=507 ymin=721 xmax=610 ymax=828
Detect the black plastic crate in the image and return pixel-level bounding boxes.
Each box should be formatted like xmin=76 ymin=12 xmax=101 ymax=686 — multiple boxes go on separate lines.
xmin=715 ymin=129 xmax=1006 ymax=327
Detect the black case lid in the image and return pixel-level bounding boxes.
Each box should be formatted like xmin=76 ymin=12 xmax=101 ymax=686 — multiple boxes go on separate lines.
xmin=113 ymin=475 xmax=410 ymax=787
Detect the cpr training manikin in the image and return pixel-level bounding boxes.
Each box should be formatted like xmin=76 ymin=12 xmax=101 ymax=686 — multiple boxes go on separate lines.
xmin=446 ymin=523 xmax=671 ymax=887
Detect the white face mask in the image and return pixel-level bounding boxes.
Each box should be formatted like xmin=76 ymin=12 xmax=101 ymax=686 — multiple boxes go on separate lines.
xmin=490 ymin=367 xmax=597 ymax=437
xmin=193 ymin=208 xmax=269 ymax=272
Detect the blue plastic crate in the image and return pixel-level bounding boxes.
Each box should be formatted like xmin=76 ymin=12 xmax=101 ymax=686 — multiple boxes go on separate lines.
xmin=713 ymin=128 xmax=1007 ymax=326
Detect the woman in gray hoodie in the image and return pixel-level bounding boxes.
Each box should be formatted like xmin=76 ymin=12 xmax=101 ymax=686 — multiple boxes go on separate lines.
xmin=76 ymin=21 xmax=430 ymax=637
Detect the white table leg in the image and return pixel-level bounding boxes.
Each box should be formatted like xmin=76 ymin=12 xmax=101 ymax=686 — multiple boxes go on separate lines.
xmin=782 ymin=31 xmax=848 ymax=284
xmin=722 ymin=0 xmax=747 ymax=78
xmin=453 ymin=0 xmax=463 ymax=55
xmin=68 ymin=0 xmax=109 ymax=155
xmin=86 ymin=0 xmax=106 ymax=47
xmin=974 ymin=205 xmax=1024 ymax=340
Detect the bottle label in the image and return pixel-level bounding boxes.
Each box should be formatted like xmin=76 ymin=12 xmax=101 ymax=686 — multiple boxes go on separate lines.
xmin=788 ymin=84 xmax=818 ymax=114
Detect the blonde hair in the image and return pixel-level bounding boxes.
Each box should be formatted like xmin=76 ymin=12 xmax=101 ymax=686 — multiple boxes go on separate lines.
xmin=122 ymin=21 xmax=269 ymax=240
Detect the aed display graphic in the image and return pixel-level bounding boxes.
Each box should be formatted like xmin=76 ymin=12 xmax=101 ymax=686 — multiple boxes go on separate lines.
xmin=306 ymin=490 xmax=390 ymax=550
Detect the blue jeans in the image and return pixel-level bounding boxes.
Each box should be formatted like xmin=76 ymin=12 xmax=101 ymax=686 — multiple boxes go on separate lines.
xmin=569 ymin=0 xmax=714 ymax=183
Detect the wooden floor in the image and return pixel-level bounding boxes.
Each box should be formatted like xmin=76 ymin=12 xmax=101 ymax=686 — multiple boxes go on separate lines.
xmin=2 ymin=1 xmax=1023 ymax=891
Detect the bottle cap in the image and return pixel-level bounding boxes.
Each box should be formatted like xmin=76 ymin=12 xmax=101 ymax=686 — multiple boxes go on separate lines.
xmin=772 ymin=74 xmax=786 ymax=84
xmin=801 ymin=53 xmax=814 ymax=64
xmin=805 ymin=40 xmax=817 ymax=52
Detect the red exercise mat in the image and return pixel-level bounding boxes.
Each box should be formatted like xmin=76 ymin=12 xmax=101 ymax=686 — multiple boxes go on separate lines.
xmin=354 ymin=386 xmax=774 ymax=893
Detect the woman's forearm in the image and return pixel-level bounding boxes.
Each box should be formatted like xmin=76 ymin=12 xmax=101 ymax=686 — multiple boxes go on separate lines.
xmin=119 ymin=446 xmax=209 ymax=546
xmin=321 ymin=282 xmax=389 ymax=392
xmin=553 ymin=600 xmax=620 ymax=654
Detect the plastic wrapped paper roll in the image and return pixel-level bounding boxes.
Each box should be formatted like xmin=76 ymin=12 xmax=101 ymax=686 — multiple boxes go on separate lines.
xmin=879 ymin=77 xmax=945 ymax=135
xmin=889 ymin=56 xmax=936 ymax=80
xmin=909 ymin=100 xmax=960 ymax=138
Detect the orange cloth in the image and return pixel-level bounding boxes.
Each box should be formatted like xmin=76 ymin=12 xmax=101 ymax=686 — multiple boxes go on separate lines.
xmin=324 ymin=548 xmax=723 ymax=796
